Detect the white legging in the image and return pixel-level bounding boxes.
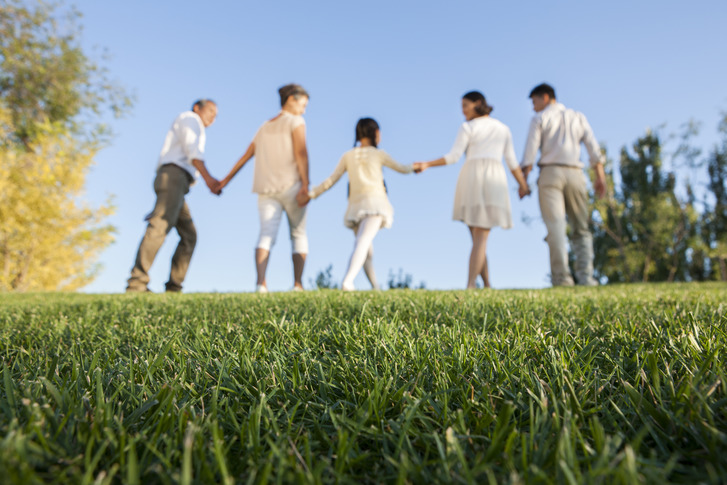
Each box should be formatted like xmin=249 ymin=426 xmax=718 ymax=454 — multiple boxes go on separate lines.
xmin=342 ymin=216 xmax=382 ymax=290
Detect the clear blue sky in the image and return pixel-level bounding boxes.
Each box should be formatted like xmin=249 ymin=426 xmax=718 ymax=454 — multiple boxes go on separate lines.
xmin=74 ymin=0 xmax=727 ymax=293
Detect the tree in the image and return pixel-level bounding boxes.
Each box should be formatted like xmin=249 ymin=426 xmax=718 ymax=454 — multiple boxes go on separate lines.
xmin=310 ymin=265 xmax=339 ymax=289
xmin=702 ymin=114 xmax=727 ymax=280
xmin=0 ymin=108 xmax=115 ymax=290
xmin=387 ymin=268 xmax=426 ymax=289
xmin=592 ymin=130 xmax=700 ymax=283
xmin=0 ymin=1 xmax=131 ymax=291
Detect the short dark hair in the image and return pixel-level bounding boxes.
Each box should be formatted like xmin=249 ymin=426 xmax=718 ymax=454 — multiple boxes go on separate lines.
xmin=192 ymin=99 xmax=216 ymax=111
xmin=278 ymin=84 xmax=309 ymax=107
xmin=463 ymin=91 xmax=493 ymax=116
xmin=529 ymin=83 xmax=556 ymax=100
xmin=354 ymin=118 xmax=379 ymax=147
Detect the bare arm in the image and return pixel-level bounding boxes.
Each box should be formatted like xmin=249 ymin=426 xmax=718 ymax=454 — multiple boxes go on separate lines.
xmin=503 ymin=128 xmax=529 ymax=198
xmin=191 ymin=159 xmax=221 ymax=195
xmin=220 ymin=142 xmax=255 ymax=189
xmin=414 ymin=123 xmax=470 ymax=173
xmin=511 ymin=167 xmax=530 ymax=199
xmin=412 ymin=157 xmax=447 ymax=173
xmin=292 ymin=125 xmax=309 ymax=188
xmin=592 ymin=162 xmax=607 ymax=199
xmin=579 ymin=114 xmax=607 ymax=200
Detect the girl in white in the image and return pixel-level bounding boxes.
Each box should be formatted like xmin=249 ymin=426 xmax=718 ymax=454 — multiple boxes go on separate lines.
xmin=306 ymin=118 xmax=413 ymax=291
xmin=414 ymin=91 xmax=529 ymax=289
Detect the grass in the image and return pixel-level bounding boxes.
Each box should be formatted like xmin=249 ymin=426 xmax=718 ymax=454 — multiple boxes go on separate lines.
xmin=0 ymin=283 xmax=725 ymax=484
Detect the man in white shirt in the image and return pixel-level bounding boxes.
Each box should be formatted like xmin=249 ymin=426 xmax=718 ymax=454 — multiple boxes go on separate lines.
xmin=521 ymin=84 xmax=606 ymax=287
xmin=126 ymin=99 xmax=222 ymax=293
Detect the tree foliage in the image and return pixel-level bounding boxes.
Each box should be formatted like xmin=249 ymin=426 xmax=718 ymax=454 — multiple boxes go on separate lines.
xmin=0 ymin=0 xmax=131 ymax=291
xmin=0 ymin=108 xmax=114 ymax=290
xmin=0 ymin=0 xmax=131 ymax=146
xmin=592 ymin=131 xmax=703 ymax=283
xmin=702 ymin=114 xmax=727 ymax=280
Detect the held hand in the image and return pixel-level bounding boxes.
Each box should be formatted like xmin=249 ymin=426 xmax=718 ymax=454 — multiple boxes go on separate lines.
xmin=412 ymin=162 xmax=427 ymax=174
xmin=518 ymin=184 xmax=531 ymax=199
xmin=206 ymin=177 xmax=222 ymax=196
xmin=296 ymin=187 xmax=310 ymax=207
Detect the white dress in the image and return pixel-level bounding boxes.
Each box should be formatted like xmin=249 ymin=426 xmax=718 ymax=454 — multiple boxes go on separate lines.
xmin=443 ymin=117 xmax=519 ymax=229
xmin=309 ymin=147 xmax=413 ymax=229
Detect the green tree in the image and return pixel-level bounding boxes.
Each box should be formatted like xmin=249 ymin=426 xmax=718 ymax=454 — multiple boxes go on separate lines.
xmin=702 ymin=114 xmax=727 ymax=280
xmin=0 ymin=0 xmax=131 ymax=291
xmin=592 ymin=130 xmax=700 ymax=283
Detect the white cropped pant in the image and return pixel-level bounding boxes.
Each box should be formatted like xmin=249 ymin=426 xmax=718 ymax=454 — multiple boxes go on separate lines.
xmin=256 ymin=181 xmax=309 ymax=254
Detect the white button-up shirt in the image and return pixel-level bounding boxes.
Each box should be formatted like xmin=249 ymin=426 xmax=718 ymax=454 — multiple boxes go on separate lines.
xmin=521 ymin=102 xmax=604 ymax=169
xmin=157 ymin=111 xmax=206 ymax=181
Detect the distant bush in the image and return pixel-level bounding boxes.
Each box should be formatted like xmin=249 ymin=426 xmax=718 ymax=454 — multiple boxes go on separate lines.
xmin=311 ymin=265 xmax=338 ymax=289
xmin=387 ymin=268 xmax=426 ymax=289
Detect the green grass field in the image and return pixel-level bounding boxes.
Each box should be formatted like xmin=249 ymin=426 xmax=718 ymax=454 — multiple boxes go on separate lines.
xmin=1 ymin=284 xmax=725 ymax=484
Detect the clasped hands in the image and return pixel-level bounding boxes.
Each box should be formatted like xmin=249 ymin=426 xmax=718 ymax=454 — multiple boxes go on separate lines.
xmin=205 ymin=176 xmax=223 ymax=196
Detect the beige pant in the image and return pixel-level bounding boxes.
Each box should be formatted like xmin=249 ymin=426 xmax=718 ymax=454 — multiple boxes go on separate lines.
xmin=537 ymin=166 xmax=597 ymax=286
xmin=127 ymin=164 xmax=197 ymax=292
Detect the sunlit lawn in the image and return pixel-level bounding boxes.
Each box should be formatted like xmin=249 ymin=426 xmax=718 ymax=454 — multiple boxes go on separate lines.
xmin=1 ymin=283 xmax=725 ymax=484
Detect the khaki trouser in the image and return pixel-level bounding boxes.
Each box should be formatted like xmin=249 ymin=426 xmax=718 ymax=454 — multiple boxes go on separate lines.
xmin=127 ymin=164 xmax=197 ymax=292
xmin=537 ymin=165 xmax=597 ymax=286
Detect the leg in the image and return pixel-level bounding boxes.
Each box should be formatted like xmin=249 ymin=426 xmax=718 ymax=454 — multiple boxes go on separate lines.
xmin=362 ymin=244 xmax=379 ymax=290
xmin=352 ymin=224 xmax=379 ymax=290
xmin=292 ymin=253 xmax=306 ymax=289
xmin=283 ymin=183 xmax=309 ymax=290
xmin=256 ymin=195 xmax=284 ymax=289
xmin=166 ymin=201 xmax=197 ymax=292
xmin=127 ymin=167 xmax=187 ymax=292
xmin=480 ymin=256 xmax=490 ymax=288
xmin=255 ymin=248 xmax=270 ymax=287
xmin=467 ymin=226 xmax=490 ymax=289
xmin=538 ymin=167 xmax=574 ymax=286
xmin=342 ymin=216 xmax=383 ymax=290
xmin=564 ymin=170 xmax=597 ymax=286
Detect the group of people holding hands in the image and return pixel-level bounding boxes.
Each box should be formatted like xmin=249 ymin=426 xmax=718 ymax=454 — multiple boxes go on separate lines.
xmin=126 ymin=82 xmax=606 ymax=293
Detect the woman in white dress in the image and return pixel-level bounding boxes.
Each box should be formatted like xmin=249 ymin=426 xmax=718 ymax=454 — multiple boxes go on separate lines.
xmin=305 ymin=118 xmax=413 ymax=291
xmin=219 ymin=84 xmax=311 ymax=293
xmin=413 ymin=91 xmax=529 ymax=289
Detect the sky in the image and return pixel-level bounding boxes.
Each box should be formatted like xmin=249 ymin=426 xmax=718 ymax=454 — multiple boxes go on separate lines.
xmin=68 ymin=0 xmax=727 ymax=293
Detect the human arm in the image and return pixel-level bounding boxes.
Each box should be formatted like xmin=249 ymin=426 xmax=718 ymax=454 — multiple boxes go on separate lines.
xmin=520 ymin=116 xmax=542 ymax=180
xmin=413 ymin=123 xmax=470 ymax=173
xmin=579 ymin=114 xmax=607 ymax=199
xmin=292 ymin=124 xmax=310 ymax=202
xmin=592 ymin=162 xmax=607 ymax=199
xmin=308 ymin=155 xmax=347 ymax=200
xmin=191 ymin=159 xmax=222 ymax=195
xmin=178 ymin=116 xmax=220 ymax=194
xmin=412 ymin=157 xmax=447 ymax=173
xmin=219 ymin=142 xmax=255 ymax=189
xmin=503 ymin=129 xmax=530 ymax=198
xmin=380 ymin=151 xmax=414 ymax=174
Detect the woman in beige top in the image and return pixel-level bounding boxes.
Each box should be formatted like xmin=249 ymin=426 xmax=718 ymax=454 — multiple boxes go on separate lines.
xmin=306 ymin=118 xmax=413 ymax=291
xmin=219 ymin=84 xmax=311 ymax=293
